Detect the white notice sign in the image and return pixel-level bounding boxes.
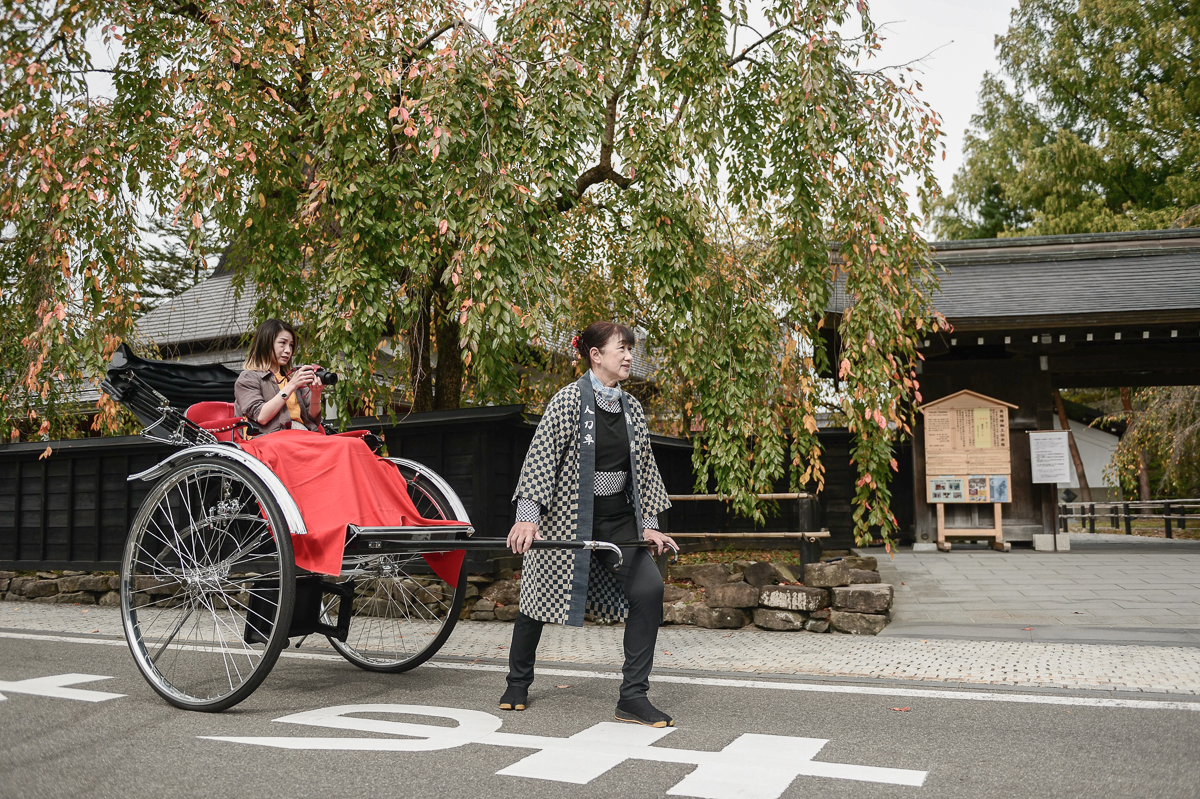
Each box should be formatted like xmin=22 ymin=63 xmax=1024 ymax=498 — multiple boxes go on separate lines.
xmin=1029 ymin=431 xmax=1071 ymax=483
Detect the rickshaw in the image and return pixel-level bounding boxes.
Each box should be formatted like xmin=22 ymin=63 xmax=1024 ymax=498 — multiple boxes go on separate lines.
xmin=100 ymin=345 xmax=627 ymax=712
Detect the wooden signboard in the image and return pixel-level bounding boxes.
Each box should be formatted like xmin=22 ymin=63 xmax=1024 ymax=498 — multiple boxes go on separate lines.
xmin=919 ymin=390 xmax=1018 ymax=551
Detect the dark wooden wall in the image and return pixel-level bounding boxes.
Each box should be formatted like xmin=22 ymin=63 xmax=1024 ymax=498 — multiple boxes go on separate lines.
xmin=1 ymin=410 xmax=892 ymax=572
xmin=0 ymin=437 xmax=174 ymax=570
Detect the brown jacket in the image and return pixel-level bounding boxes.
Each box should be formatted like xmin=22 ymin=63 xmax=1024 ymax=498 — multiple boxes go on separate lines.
xmin=234 ymin=369 xmax=322 ymax=436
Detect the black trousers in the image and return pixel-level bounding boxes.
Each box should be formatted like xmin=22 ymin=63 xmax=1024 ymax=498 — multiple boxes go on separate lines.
xmin=507 ymin=499 xmax=664 ymax=702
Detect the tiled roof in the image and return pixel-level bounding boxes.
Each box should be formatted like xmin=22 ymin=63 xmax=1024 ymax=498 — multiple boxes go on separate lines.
xmin=135 ymin=273 xmax=257 ymax=347
xmin=829 ymin=229 xmax=1200 ymax=325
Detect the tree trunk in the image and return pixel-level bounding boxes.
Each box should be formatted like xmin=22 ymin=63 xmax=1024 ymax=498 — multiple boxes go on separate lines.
xmin=1120 ymin=387 xmax=1152 ymax=503
xmin=408 ymin=286 xmax=434 ymax=412
xmin=431 ymin=281 xmax=463 ymax=411
xmin=1053 ymin=389 xmax=1091 ymax=502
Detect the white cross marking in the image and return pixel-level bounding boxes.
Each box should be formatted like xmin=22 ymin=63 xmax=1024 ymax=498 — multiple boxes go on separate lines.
xmin=204 ymin=704 xmax=927 ymax=796
xmin=0 ymin=673 xmax=125 ymax=703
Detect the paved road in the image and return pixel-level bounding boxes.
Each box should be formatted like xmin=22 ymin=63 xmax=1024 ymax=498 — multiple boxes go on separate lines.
xmin=880 ymin=535 xmax=1200 ymax=646
xmin=4 ymin=632 xmax=1200 ymax=799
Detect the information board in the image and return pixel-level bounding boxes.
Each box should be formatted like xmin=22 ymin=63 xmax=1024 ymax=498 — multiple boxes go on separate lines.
xmin=921 ymin=391 xmax=1014 ymax=504
xmin=1029 ymin=430 xmax=1071 ymax=484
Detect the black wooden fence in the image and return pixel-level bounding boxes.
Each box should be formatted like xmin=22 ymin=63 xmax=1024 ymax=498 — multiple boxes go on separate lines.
xmin=0 ymin=408 xmax=875 ymax=573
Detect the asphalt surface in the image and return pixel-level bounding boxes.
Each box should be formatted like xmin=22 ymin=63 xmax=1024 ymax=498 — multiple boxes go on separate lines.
xmin=3 ymin=633 xmax=1200 ymax=799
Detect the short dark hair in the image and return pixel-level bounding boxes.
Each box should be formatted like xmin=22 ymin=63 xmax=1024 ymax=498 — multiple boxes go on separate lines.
xmin=573 ymin=321 xmax=635 ymax=367
xmin=244 ymin=318 xmax=298 ymax=371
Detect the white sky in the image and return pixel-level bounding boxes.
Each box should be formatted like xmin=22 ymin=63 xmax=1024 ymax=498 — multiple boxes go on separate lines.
xmin=860 ymin=0 xmax=1022 ymax=229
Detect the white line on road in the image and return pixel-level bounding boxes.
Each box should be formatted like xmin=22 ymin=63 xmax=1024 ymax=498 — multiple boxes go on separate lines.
xmin=5 ymin=629 xmax=1199 ymax=713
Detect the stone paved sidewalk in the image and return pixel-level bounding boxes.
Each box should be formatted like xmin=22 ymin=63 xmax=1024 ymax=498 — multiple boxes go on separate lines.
xmin=5 ymin=601 xmax=1200 ymax=696
xmin=878 ymin=533 xmax=1200 ymax=646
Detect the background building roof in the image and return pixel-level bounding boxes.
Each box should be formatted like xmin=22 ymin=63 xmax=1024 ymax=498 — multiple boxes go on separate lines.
xmin=135 ymin=272 xmax=257 ymax=350
xmin=829 ymin=229 xmax=1200 ymax=329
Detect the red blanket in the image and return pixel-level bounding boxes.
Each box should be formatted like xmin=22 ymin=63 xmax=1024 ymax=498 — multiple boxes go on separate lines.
xmin=238 ymin=430 xmax=464 ymax=581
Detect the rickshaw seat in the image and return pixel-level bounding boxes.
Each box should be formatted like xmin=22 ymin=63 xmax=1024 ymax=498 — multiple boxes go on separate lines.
xmin=185 ymin=400 xmax=373 ymax=445
xmin=186 ymin=401 xmax=247 ymax=442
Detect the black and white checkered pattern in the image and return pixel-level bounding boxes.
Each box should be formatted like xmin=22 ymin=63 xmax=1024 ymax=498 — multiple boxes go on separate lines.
xmin=594 ymin=470 xmax=628 ymax=496
xmin=512 ymin=383 xmax=671 ymax=625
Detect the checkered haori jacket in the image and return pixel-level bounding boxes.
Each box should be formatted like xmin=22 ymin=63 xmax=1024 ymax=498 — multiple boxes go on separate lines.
xmin=513 ymin=376 xmax=671 ymax=626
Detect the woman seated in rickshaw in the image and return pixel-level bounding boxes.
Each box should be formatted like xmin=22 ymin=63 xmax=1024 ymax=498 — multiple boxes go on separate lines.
xmin=234 ymin=319 xmax=324 ymax=434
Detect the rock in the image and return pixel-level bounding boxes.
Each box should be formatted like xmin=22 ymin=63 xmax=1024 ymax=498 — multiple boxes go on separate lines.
xmin=742 ymin=562 xmax=777 ymax=588
xmin=0 ymin=579 xmax=8 ymax=593
xmin=726 ymin=572 xmax=745 ymax=584
xmin=469 ymin=611 xmax=496 ymax=621
xmin=22 ymin=579 xmax=60 ymax=599
xmin=36 ymin=571 xmax=57 ymax=579
xmin=4 ymin=593 xmax=28 ymax=602
xmin=804 ymin=560 xmax=850 ymax=588
xmin=494 ymin=604 xmax=519 ymax=621
xmin=482 ymin=579 xmax=520 ymax=606
xmin=464 ymin=583 xmax=480 ymax=601
xmin=662 ymin=602 xmax=697 ymax=625
xmin=831 ymin=584 xmax=894 ymax=613
xmin=804 ymin=618 xmax=831 ymax=633
xmin=732 ymin=560 xmax=755 ymax=572
xmin=31 ymin=596 xmax=58 ymax=604
xmin=809 ymin=608 xmax=831 ymax=620
xmin=694 ymin=607 xmax=749 ymax=629
xmin=0 ymin=570 xmax=16 ymax=579
xmin=771 ymin=564 xmax=801 ymax=583
xmin=690 ymin=564 xmax=732 ymax=589
xmin=843 ymin=555 xmax=878 ymax=571
xmin=705 ymin=582 xmax=760 ymax=608
xmin=758 ymin=585 xmax=828 ymax=612
xmin=467 ymin=574 xmax=492 ymax=584
xmin=98 ymin=591 xmax=121 ymax=607
xmin=752 ymin=608 xmax=807 ymax=631
xmin=472 ymin=599 xmax=496 ymax=613
xmin=107 ymin=575 xmax=121 ymax=591
xmin=667 ymin=563 xmax=701 ymax=582
xmin=61 ymin=570 xmax=86 ymax=576
xmin=849 ymin=569 xmax=882 ymax=584
xmin=57 ymin=575 xmax=111 ymax=593
xmin=829 ymin=610 xmax=888 ymax=635
xmin=134 ymin=576 xmax=178 ymax=595
xmin=662 ymin=584 xmax=694 ymax=603
xmin=7 ymin=577 xmax=32 ymax=596
xmin=55 ymin=591 xmax=96 ymax=605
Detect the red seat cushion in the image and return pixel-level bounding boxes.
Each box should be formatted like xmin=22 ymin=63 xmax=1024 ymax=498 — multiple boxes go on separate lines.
xmin=186 ymin=401 xmax=246 ymax=442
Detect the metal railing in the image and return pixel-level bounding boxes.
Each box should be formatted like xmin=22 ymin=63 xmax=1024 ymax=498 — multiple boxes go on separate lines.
xmin=1058 ymin=499 xmax=1200 ymax=538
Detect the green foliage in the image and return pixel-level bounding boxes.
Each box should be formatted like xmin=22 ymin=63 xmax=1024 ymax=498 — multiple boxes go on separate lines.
xmin=2 ymin=0 xmax=945 ymax=547
xmin=1106 ymin=387 xmax=1200 ymax=498
xmin=932 ymin=0 xmax=1200 ymax=239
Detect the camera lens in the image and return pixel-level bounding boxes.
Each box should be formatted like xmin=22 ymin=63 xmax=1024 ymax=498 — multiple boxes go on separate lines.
xmin=314 ymin=367 xmax=339 ymax=385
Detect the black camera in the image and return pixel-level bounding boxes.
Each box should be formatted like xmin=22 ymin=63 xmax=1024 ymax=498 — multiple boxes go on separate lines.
xmin=314 ymin=367 xmax=339 ymax=385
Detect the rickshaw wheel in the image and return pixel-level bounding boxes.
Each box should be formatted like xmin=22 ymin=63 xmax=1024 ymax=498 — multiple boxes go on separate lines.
xmin=324 ymin=460 xmax=469 ymax=672
xmin=120 ymin=457 xmax=296 ymax=712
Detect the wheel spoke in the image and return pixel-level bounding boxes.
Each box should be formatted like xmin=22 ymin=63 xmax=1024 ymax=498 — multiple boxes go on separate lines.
xmin=121 ymin=458 xmax=293 ymax=711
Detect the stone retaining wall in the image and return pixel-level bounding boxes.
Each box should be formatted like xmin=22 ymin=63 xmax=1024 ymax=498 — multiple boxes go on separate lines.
xmin=659 ymin=555 xmax=893 ymax=635
xmin=0 ymin=554 xmax=895 ymax=635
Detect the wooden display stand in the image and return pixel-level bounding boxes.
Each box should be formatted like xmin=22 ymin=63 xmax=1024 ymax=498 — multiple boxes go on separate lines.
xmin=920 ymin=390 xmax=1018 ymax=552
xmin=935 ymin=502 xmax=1010 ymax=552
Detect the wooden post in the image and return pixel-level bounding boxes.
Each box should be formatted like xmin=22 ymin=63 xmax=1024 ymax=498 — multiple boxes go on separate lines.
xmin=1124 ymin=502 xmax=1132 ymax=535
xmin=1053 ymin=389 xmax=1092 ymax=503
xmin=1089 ymin=503 xmax=1096 ymax=535
xmin=1165 ymin=502 xmax=1173 ymax=539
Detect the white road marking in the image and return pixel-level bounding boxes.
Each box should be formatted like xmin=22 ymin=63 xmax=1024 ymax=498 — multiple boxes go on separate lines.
xmin=4 ymin=629 xmax=1200 ymax=712
xmin=0 ymin=673 xmax=125 ymax=702
xmin=203 ymin=703 xmax=928 ymax=796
